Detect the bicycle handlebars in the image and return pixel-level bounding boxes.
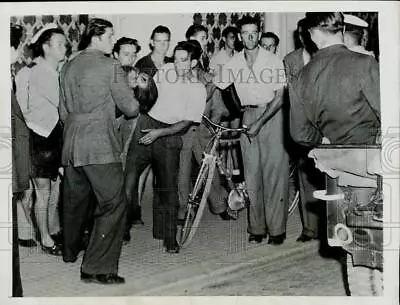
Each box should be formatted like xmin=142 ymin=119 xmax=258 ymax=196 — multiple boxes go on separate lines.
xmin=201 ymin=115 xmax=251 ymax=143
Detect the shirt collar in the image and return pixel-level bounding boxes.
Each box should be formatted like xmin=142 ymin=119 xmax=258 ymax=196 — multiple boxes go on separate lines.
xmin=35 ymin=56 xmax=59 ymax=76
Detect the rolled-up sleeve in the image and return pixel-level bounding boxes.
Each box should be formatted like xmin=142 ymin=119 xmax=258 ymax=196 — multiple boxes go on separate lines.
xmin=289 ymin=81 xmax=322 ymax=147
xmin=110 ymin=61 xmax=139 ymax=117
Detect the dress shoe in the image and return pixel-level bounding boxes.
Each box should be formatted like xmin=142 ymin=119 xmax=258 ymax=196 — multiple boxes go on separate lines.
xmin=163 ymin=241 xmax=180 ymax=254
xmin=268 ymin=233 xmax=286 ymax=245
xmin=248 ymin=234 xmax=266 ymax=244
xmin=41 ymin=244 xmax=63 ymax=256
xmin=132 ymin=219 xmax=144 ymax=225
xmin=296 ymin=233 xmax=316 ymax=242
xmin=63 ymin=255 xmax=78 ymax=263
xmin=51 ymin=232 xmax=63 ymax=245
xmin=81 ymin=272 xmax=125 ymax=284
xmin=18 ymin=238 xmax=37 ymax=248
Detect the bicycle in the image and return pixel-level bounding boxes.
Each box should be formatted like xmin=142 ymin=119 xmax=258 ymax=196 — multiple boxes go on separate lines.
xmin=177 ymin=115 xmax=300 ymax=248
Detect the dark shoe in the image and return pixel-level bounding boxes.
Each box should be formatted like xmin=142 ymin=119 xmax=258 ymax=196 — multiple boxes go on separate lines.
xmin=296 ymin=233 xmax=315 ymax=242
xmin=41 ymin=243 xmax=63 ymax=256
xmin=166 ymin=245 xmax=180 ymax=254
xmin=268 ymin=233 xmax=286 ymax=245
xmin=219 ymin=210 xmax=236 ymax=221
xmin=51 ymin=232 xmax=63 ymax=245
xmin=81 ymin=272 xmax=125 ymax=285
xmin=248 ymin=234 xmax=266 ymax=244
xmin=18 ymin=239 xmax=37 ymax=248
xmin=123 ymin=230 xmax=131 ymax=244
xmin=163 ymin=240 xmax=180 ymax=253
xmin=63 ymin=255 xmax=78 ymax=263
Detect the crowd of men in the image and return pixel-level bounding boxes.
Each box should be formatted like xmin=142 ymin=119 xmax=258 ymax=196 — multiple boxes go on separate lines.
xmin=10 ymin=12 xmax=380 ymax=293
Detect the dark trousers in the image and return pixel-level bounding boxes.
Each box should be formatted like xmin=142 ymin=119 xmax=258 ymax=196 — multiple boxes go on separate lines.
xmin=12 ymin=194 xmax=23 ymax=297
xmin=63 ymin=163 xmax=126 ymax=275
xmin=125 ymin=115 xmax=181 ymax=248
xmin=297 ymin=156 xmax=324 ymax=238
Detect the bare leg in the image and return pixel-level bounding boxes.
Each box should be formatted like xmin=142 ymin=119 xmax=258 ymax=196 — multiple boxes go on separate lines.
xmin=17 ymin=180 xmax=36 ymax=241
xmin=32 ymin=178 xmax=54 ymax=247
xmin=48 ymin=175 xmax=61 ymax=236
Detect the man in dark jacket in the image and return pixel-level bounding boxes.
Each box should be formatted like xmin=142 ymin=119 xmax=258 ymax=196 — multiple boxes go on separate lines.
xmin=59 ymin=18 xmax=139 ymax=284
xmin=284 ymin=17 xmax=322 ymax=242
xmin=289 ymin=12 xmax=380 ymax=146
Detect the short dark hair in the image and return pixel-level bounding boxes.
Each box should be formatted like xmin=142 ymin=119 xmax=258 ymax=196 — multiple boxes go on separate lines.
xmin=185 ymin=24 xmax=208 ymax=40
xmin=260 ymin=32 xmax=280 ymax=46
xmin=344 ymin=25 xmax=364 ymax=45
xmin=174 ymin=40 xmax=202 ymax=61
xmin=78 ymin=18 xmax=113 ymax=51
xmin=222 ymin=26 xmax=239 ymax=38
xmin=32 ymin=28 xmax=65 ymax=58
xmin=150 ymin=25 xmax=171 ymax=40
xmin=113 ymin=37 xmax=141 ymax=54
xmin=10 ymin=24 xmax=23 ymax=49
xmin=236 ymin=15 xmax=260 ymax=32
xmin=305 ymin=12 xmax=344 ymax=34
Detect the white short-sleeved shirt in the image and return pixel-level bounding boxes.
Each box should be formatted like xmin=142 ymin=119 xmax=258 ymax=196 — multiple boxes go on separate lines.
xmin=209 ymin=49 xmax=237 ymax=75
xmin=214 ymin=47 xmax=286 ymax=106
xmin=148 ymin=63 xmax=207 ymax=124
xmin=15 ymin=57 xmax=59 ymax=137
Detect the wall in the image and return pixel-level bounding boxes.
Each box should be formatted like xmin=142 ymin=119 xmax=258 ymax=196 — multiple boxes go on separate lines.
xmin=264 ymin=12 xmax=305 ymax=58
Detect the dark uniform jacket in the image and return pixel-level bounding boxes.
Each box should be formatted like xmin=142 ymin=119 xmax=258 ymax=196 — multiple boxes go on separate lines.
xmin=59 ymin=49 xmax=139 ymax=167
xmin=12 ymin=89 xmax=30 ymax=193
xmin=289 ymin=44 xmax=380 ymax=146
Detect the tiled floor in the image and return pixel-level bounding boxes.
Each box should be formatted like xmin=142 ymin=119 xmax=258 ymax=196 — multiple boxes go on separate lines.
xmin=20 ymin=187 xmax=341 ymax=297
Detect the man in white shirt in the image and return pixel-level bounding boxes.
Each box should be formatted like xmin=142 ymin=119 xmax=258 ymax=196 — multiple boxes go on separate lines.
xmin=210 ymin=26 xmax=239 ymax=75
xmin=215 ymin=16 xmax=289 ymax=245
xmin=125 ymin=40 xmax=206 ymax=253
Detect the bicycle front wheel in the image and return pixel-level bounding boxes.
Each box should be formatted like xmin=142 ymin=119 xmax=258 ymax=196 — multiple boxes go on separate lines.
xmin=178 ymin=158 xmax=217 ymax=248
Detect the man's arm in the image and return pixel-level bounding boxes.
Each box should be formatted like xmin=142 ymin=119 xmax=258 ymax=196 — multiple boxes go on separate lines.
xmin=110 ymin=61 xmax=140 ymax=118
xmin=247 ymin=87 xmax=285 ymax=137
xmin=138 ymin=120 xmax=192 ymax=145
xmin=361 ymin=57 xmax=381 ymax=121
xmin=288 ymin=82 xmax=322 ymax=147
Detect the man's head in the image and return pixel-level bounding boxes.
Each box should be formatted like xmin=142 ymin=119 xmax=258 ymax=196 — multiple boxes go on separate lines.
xmin=305 ymin=12 xmax=344 ymax=49
xmin=185 ymin=25 xmax=208 ymax=51
xmin=343 ymin=15 xmax=368 ymax=48
xmin=150 ymin=25 xmax=171 ymax=56
xmin=260 ymin=32 xmax=279 ymax=53
xmin=236 ymin=16 xmax=261 ymax=51
xmin=173 ymin=40 xmax=202 ymax=77
xmin=10 ymin=24 xmax=23 ymax=64
xmin=32 ymin=27 xmax=67 ymax=62
xmin=113 ymin=37 xmax=141 ymax=66
xmin=296 ymin=17 xmax=318 ymax=55
xmin=221 ymin=26 xmax=239 ymax=51
xmin=78 ymin=18 xmax=114 ymax=54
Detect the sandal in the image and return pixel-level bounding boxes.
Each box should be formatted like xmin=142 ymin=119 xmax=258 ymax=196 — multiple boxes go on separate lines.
xmin=41 ymin=243 xmax=63 ymax=256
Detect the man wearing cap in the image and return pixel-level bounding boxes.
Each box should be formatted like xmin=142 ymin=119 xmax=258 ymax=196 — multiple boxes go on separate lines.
xmin=59 ymin=18 xmax=139 ymax=284
xmin=343 ymin=14 xmax=375 ymax=58
xmin=289 ymin=12 xmax=380 ymax=147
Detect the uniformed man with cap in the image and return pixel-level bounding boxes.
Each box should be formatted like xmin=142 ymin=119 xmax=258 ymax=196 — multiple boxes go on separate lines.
xmin=343 ymin=14 xmax=375 ymax=57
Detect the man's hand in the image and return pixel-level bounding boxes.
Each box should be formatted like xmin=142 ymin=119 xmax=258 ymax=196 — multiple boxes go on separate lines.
xmin=247 ymin=121 xmax=262 ymax=138
xmin=139 ymin=129 xmax=164 ymax=145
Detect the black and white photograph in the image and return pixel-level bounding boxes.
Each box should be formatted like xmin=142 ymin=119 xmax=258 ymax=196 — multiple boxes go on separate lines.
xmin=1 ymin=1 xmax=399 ymax=303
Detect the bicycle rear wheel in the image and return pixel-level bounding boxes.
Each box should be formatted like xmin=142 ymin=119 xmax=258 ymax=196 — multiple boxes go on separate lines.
xmin=178 ymin=157 xmax=216 ymax=248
